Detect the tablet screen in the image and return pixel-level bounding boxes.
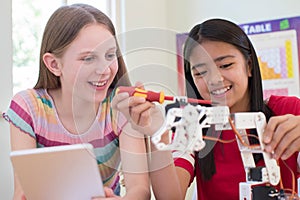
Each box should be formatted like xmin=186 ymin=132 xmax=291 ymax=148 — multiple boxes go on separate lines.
xmin=10 ymin=143 xmax=104 ymax=200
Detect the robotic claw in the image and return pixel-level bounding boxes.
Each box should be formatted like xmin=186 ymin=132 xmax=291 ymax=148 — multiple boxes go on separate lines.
xmin=150 ymin=97 xmax=297 ymax=200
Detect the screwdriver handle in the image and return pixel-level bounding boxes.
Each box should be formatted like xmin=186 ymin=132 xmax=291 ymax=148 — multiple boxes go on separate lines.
xmin=116 ymin=86 xmax=213 ymax=105
xmin=116 ymin=86 xmax=165 ymax=104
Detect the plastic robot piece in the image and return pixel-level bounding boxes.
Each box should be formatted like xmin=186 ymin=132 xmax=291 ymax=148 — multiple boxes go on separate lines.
xmin=152 ymin=102 xmax=229 ymax=153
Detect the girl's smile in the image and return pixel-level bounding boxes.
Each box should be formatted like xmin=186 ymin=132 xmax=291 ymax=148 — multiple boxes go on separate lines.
xmin=210 ymin=85 xmax=232 ymax=97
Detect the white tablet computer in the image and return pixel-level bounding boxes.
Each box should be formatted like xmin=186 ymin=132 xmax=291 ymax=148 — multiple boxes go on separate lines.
xmin=10 ymin=143 xmax=104 ymax=200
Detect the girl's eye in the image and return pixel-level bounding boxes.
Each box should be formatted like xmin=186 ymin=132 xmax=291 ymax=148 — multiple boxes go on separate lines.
xmin=105 ymin=52 xmax=117 ymax=61
xmin=193 ymin=70 xmax=207 ymax=77
xmin=220 ymin=63 xmax=233 ymax=69
xmin=81 ymin=55 xmax=96 ymax=62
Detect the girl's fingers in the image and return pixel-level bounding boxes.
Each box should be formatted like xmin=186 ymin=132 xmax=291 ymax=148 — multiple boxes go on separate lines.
xmin=281 ymin=137 xmax=300 ymax=160
xmin=111 ymin=92 xmax=129 ymax=109
xmin=264 ymin=114 xmax=300 ymax=160
xmin=112 ymin=93 xmax=146 ymax=120
xmin=104 ymin=187 xmax=115 ymax=197
xmin=91 ymin=187 xmax=115 ymax=199
xmin=130 ymin=102 xmax=153 ymax=126
xmin=272 ymin=129 xmax=298 ymax=159
xmin=263 ymin=115 xmax=290 ymax=144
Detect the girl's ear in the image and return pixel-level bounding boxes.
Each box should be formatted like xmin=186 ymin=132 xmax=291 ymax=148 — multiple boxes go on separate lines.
xmin=43 ymin=53 xmax=61 ymax=76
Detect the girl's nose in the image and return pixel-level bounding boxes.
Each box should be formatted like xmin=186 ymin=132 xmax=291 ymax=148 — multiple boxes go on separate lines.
xmin=207 ymin=69 xmax=224 ymax=85
xmin=95 ymin=64 xmax=111 ymax=75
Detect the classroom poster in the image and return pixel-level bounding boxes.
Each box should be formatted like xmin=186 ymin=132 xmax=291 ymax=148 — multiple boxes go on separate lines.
xmin=176 ymin=16 xmax=300 ymax=99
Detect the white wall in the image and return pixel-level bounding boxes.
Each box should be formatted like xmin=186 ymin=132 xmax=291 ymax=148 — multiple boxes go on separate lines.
xmin=0 ymin=0 xmax=13 ymax=199
xmin=166 ymin=0 xmax=300 ymax=32
xmin=117 ymin=0 xmax=180 ymax=95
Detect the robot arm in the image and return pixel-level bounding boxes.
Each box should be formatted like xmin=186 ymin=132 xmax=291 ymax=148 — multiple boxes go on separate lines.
xmin=151 ymin=102 xmax=280 ymax=186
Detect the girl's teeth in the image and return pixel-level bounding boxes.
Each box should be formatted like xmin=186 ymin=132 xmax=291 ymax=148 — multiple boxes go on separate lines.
xmin=92 ymin=81 xmax=106 ymax=87
xmin=211 ymin=86 xmax=230 ymax=95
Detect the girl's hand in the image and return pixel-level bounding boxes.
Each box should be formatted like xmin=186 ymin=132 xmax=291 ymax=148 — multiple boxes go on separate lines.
xmin=112 ymin=85 xmax=165 ymax=136
xmin=91 ymin=187 xmax=121 ymax=200
xmin=263 ymin=114 xmax=300 ymax=160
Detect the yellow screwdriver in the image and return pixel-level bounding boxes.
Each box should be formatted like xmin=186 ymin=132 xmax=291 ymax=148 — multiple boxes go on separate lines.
xmin=116 ymin=86 xmax=212 ymax=105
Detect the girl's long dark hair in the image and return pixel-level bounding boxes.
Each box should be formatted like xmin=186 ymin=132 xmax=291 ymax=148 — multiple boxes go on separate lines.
xmin=183 ymin=18 xmax=273 ymax=180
